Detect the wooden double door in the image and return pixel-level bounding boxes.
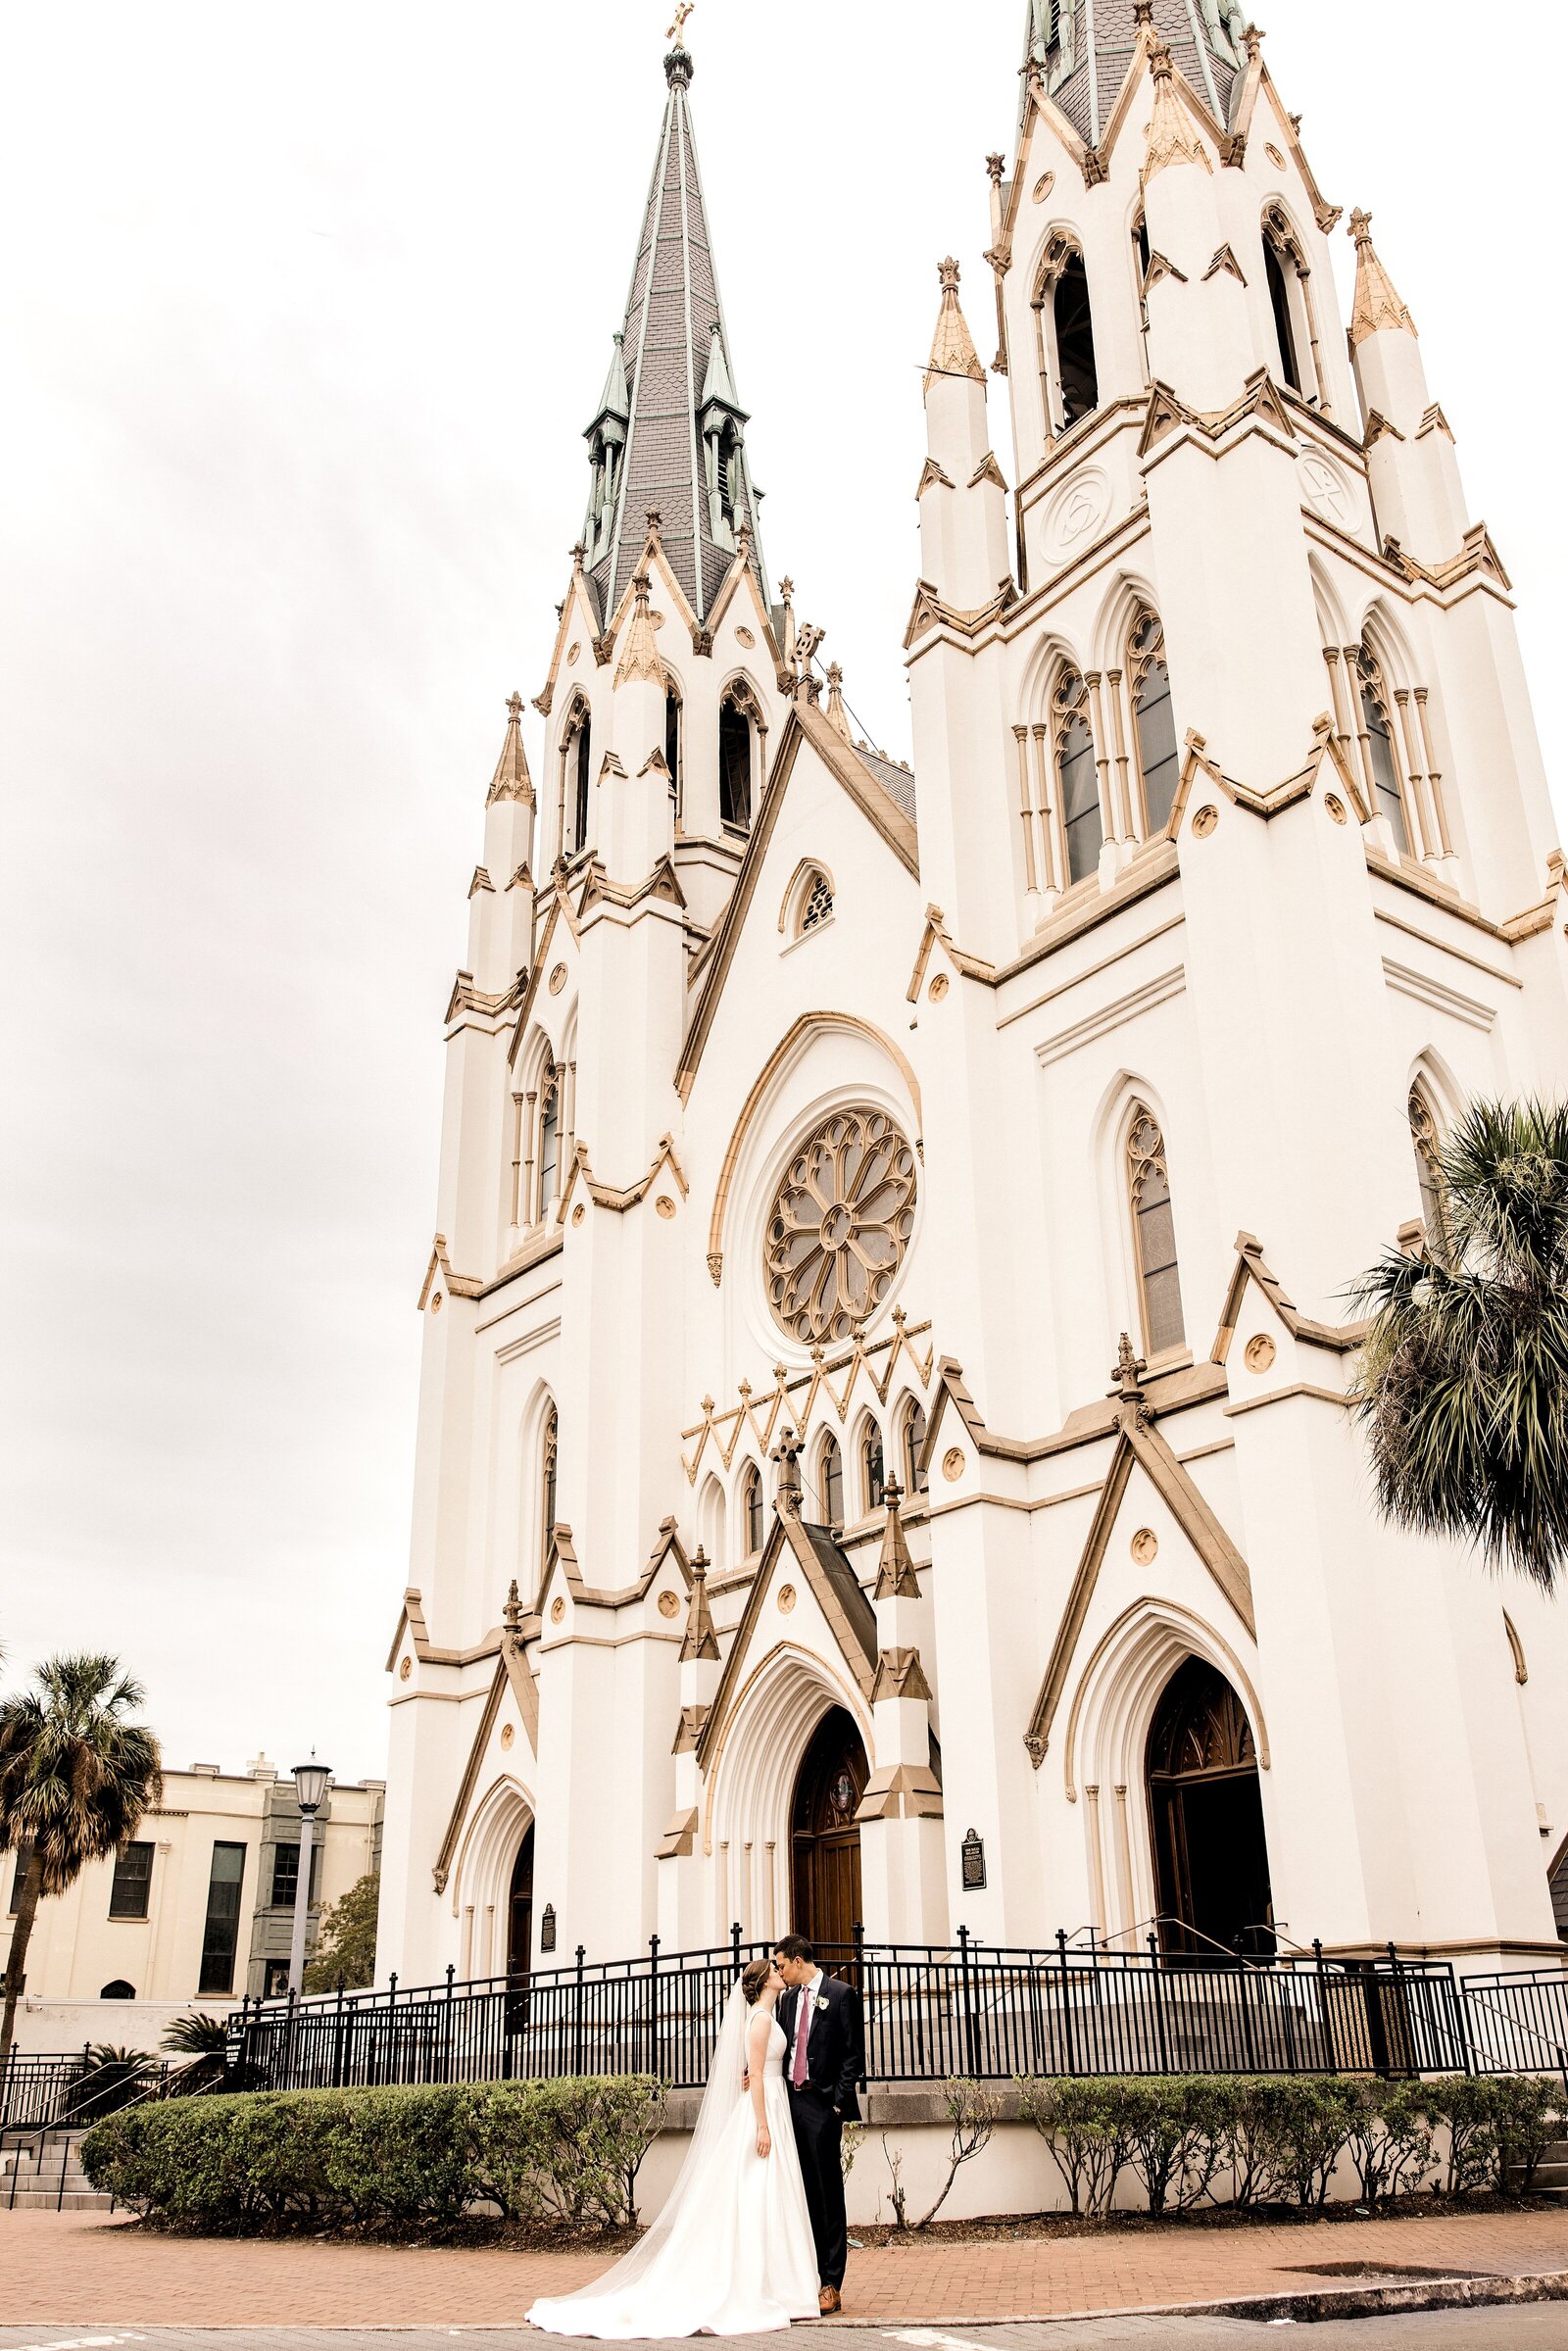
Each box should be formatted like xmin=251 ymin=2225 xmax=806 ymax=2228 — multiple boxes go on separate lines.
xmin=1148 ymin=1658 xmax=1275 ymax=1959
xmin=790 ymin=1706 xmax=867 ymax=1956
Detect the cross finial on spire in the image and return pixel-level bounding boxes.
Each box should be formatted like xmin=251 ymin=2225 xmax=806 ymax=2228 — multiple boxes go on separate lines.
xmin=667 ymin=1 xmax=695 ymax=45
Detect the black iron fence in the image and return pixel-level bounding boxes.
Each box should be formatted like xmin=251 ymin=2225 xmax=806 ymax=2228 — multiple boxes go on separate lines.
xmin=0 ymin=2052 xmax=89 ymax=2133
xmin=0 ymin=2049 xmax=184 ymax=2135
xmin=227 ymin=1928 xmax=1562 ymax=2097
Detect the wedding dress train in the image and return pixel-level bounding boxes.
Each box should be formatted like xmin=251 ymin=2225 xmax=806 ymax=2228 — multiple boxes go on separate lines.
xmin=527 ymin=2000 xmax=821 ymax=2339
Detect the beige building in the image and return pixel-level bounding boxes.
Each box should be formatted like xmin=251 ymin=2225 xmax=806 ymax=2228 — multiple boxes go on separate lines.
xmin=2 ymin=1756 xmax=383 ymax=2053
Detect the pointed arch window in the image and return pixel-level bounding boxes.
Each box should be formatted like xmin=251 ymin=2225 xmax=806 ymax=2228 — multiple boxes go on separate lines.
xmin=1357 ymin=646 xmax=1410 ymax=854
xmin=1129 ymin=612 xmax=1180 ymax=836
xmin=719 ymin=684 xmax=759 ymax=829
xmin=742 ymin=1462 xmax=764 ymax=1557
xmin=1261 ymin=207 xmax=1323 ymax=410
xmin=1035 ymin=236 xmax=1100 ymax=443
xmin=664 ymin=684 xmax=683 ymax=817
xmin=1133 ymin=213 xmax=1152 ymax=379
xmin=1409 ymin=1085 xmax=1446 ymax=1250
xmin=794 ymin=866 xmax=834 ymax=938
xmin=902 ymin=1400 xmax=929 ymax=1497
xmin=817 ymin=1434 xmax=844 ymax=1531
xmin=862 ymin=1424 xmax=885 ymax=1513
xmin=1054 ymin=253 xmax=1099 ymax=426
xmin=540 ymin=1405 xmax=559 ymax=1564
xmin=1263 ymin=241 xmax=1301 ymax=395
xmin=1128 ymin=1107 xmax=1186 ymax=1356
xmin=562 ymin=702 xmax=593 ymax=858
xmin=1054 ymin=667 xmax=1103 ymax=885
xmin=537 ymin=1063 xmax=561 ymax=1219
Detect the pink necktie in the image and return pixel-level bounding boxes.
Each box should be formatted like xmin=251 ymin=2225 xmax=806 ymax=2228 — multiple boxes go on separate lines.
xmin=792 ymin=1991 xmax=809 ymax=2085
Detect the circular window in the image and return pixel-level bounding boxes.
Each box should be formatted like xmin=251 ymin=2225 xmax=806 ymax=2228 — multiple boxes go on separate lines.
xmin=764 ymin=1107 xmax=916 ymax=1345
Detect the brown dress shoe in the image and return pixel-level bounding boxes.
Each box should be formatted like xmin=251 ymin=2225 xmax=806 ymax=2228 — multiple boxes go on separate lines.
xmin=818 ymin=2286 xmax=842 ymax=2316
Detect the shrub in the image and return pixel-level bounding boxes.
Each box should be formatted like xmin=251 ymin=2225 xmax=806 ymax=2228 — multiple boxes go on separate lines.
xmin=1016 ymin=2077 xmax=1133 ymax=2217
xmin=1119 ymin=2076 xmax=1229 ymax=2216
xmin=1491 ymin=2074 xmax=1559 ymax=2196
xmin=914 ymin=2078 xmax=1001 ymax=2229
xmin=81 ymin=2076 xmax=663 ymax=2233
xmin=1346 ymin=2078 xmax=1434 ymax=2206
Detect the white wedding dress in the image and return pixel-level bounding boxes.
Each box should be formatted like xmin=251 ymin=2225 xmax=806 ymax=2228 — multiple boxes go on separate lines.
xmin=527 ymin=1996 xmax=821 ymax=2339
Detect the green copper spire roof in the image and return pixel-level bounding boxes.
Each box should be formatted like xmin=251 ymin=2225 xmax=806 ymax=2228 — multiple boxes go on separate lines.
xmin=1022 ymin=0 xmax=1248 ymax=149
xmin=582 ymin=44 xmax=766 ymax=625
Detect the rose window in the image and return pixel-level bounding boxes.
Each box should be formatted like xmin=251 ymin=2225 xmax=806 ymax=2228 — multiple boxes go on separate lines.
xmin=764 ymin=1108 xmax=916 ymax=1344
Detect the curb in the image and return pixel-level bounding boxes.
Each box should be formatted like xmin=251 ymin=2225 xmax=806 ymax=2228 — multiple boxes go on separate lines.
xmin=889 ymin=2263 xmax=1568 ymax=2328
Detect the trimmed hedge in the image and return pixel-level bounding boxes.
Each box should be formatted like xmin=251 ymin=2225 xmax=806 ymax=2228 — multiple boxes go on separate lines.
xmin=80 ymin=2076 xmax=664 ymax=2231
xmin=81 ymin=2070 xmax=1560 ymax=2233
xmin=1015 ymin=2073 xmax=1561 ymax=2216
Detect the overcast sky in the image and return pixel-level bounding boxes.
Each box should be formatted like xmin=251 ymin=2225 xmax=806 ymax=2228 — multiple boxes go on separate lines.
xmin=1 ymin=1 xmax=1561 ymax=1785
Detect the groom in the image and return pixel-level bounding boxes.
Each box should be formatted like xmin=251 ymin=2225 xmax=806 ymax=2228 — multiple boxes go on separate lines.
xmin=774 ymin=1933 xmax=864 ymax=2316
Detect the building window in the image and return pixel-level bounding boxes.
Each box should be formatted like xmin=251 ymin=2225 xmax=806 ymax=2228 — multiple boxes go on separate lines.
xmin=541 ymin=1406 xmax=559 ymax=1562
xmin=100 ymin=1979 xmax=136 ymax=2000
xmin=1129 ymin=612 xmax=1180 ymax=836
xmin=197 ymin=1841 xmax=247 ymax=1997
xmin=561 ymin=704 xmax=593 ymax=857
xmin=1261 ymin=207 xmax=1318 ymax=406
xmin=1054 ymin=667 xmax=1102 ymax=885
xmin=664 ymin=686 xmax=683 ymax=816
xmin=719 ymin=690 xmax=755 ymax=828
xmin=862 ymin=1425 xmax=885 ymax=1513
xmin=1409 ymin=1086 xmax=1446 ymax=1248
xmin=108 ymin=1841 xmax=154 ymax=1922
xmin=742 ymin=1462 xmax=763 ymax=1555
xmin=818 ymin=1434 xmax=844 ymax=1530
xmin=797 ymin=867 xmax=833 ymax=936
xmin=902 ymin=1400 xmax=929 ymax=1496
xmin=1263 ymin=240 xmax=1301 ymax=394
xmin=1133 ymin=213 xmax=1152 ymax=377
xmin=1054 ymin=253 xmax=1099 ymax=426
xmin=270 ymin=1839 xmax=322 ymax=1913
xmin=537 ymin=1066 xmax=561 ymax=1219
xmin=1128 ymin=1106 xmax=1186 ymax=1356
xmin=1358 ymin=647 xmax=1409 ymax=853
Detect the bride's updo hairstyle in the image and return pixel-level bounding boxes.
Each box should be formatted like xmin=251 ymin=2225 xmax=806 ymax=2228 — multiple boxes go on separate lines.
xmin=741 ymin=1956 xmax=774 ymax=2006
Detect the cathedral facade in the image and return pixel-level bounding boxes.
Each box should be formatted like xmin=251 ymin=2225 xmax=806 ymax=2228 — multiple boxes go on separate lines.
xmin=378 ymin=2 xmax=1568 ymax=1993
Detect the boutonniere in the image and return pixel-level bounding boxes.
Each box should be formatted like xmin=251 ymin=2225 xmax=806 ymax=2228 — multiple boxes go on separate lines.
xmin=814 ymin=1993 xmax=830 ymax=2011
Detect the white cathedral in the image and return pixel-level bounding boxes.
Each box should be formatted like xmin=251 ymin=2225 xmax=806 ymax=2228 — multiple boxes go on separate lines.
xmin=378 ymin=1 xmax=1568 ymax=1995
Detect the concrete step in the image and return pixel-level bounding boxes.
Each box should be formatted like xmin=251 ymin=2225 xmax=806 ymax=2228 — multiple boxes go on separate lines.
xmin=5 ymin=2187 xmax=115 ymax=2211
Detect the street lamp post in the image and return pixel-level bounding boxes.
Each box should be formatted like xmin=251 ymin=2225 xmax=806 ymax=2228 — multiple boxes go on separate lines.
xmin=287 ymin=1753 xmax=332 ymax=1995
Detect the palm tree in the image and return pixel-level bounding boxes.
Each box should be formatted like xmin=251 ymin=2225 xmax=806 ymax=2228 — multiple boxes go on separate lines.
xmin=0 ymin=1654 xmax=163 ymax=2063
xmin=1352 ymin=1098 xmax=1568 ymax=1592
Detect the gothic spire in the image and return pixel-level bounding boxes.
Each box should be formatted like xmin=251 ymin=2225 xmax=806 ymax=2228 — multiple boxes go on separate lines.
xmin=582 ymin=43 xmax=767 ymax=627
xmin=1022 ymin=0 xmax=1248 ymax=150
xmin=486 ymin=691 xmax=534 ymax=807
xmin=1348 ymin=210 xmax=1418 ymax=347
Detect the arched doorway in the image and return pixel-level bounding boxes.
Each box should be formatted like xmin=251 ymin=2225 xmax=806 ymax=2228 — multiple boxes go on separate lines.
xmin=1147 ymin=1658 xmax=1274 ymax=1959
xmin=507 ymin=1824 xmax=535 ymax=1982
xmin=790 ymin=1706 xmax=867 ymax=1956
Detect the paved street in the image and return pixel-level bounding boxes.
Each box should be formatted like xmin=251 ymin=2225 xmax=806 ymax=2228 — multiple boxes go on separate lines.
xmin=4 ymin=2316 xmax=1568 ymax=2349
xmin=6 ymin=2209 xmax=1568 ymax=2330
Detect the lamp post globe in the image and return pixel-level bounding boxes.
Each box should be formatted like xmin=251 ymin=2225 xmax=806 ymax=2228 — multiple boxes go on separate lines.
xmin=286 ymin=1752 xmax=332 ymax=1994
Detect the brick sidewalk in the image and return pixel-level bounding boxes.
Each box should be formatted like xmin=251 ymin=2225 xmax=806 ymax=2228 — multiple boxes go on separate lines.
xmin=2 ymin=2207 xmax=1567 ymax=2327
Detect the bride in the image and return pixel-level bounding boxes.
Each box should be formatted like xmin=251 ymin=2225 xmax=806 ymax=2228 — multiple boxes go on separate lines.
xmin=527 ymin=1956 xmax=822 ymax=2339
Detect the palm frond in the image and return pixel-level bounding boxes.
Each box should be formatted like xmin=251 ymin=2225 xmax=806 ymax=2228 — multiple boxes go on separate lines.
xmin=1352 ymin=1098 xmax=1568 ymax=1592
